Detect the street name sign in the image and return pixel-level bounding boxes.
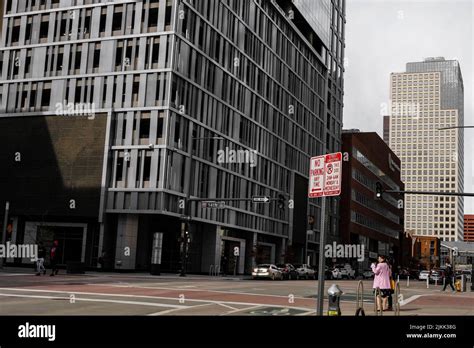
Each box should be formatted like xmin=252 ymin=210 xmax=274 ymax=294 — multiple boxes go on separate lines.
xmin=201 ymin=201 xmax=226 ymax=209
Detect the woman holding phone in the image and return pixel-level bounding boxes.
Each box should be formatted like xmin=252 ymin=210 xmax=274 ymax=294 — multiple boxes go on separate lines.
xmin=371 ymin=255 xmax=392 ymax=311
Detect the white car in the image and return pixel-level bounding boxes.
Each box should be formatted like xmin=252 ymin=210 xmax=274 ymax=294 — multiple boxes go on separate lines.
xmin=331 ymin=268 xmax=342 ymax=279
xmin=294 ymin=264 xmax=316 ymax=279
xmin=334 ymin=264 xmax=356 ymax=279
xmin=252 ymin=264 xmax=283 ymax=280
xmin=418 ymin=270 xmax=430 ymax=281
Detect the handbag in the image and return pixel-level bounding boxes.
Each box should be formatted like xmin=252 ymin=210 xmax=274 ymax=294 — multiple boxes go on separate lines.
xmin=390 ymin=278 xmax=395 ymax=290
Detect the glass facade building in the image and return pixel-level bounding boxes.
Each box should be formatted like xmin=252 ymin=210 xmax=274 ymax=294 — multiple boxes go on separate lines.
xmin=0 ymin=0 xmax=345 ymax=272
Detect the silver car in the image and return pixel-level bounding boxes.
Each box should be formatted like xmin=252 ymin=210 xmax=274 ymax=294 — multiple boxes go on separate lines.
xmin=252 ymin=264 xmax=283 ymax=280
xmin=418 ymin=270 xmax=430 ymax=281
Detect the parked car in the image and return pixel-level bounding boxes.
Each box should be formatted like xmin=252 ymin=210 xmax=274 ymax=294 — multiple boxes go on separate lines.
xmin=418 ymin=270 xmax=430 ymax=281
xmin=252 ymin=264 xmax=283 ymax=280
xmin=362 ymin=269 xmax=374 ymax=279
xmin=430 ymin=271 xmax=442 ymax=283
xmin=294 ymin=264 xmax=316 ymax=279
xmin=330 ymin=267 xmax=342 ymax=279
xmin=334 ymin=264 xmax=356 ymax=279
xmin=462 ymin=270 xmax=472 ymax=282
xmin=277 ymin=263 xmax=298 ymax=280
xmin=397 ymin=268 xmax=410 ymax=279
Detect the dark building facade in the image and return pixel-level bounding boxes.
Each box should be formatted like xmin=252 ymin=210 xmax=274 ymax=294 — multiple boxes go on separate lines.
xmin=0 ymin=0 xmax=345 ymax=273
xmin=412 ymin=235 xmax=441 ymax=270
xmin=464 ymin=215 xmax=474 ymax=242
xmin=340 ymin=131 xmax=404 ymax=273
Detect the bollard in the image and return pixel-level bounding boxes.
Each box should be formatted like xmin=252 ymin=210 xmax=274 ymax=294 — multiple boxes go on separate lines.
xmin=327 ymin=284 xmax=343 ymax=316
xmin=407 ymin=276 xmax=410 ymax=288
xmin=426 ymin=276 xmax=429 ymax=289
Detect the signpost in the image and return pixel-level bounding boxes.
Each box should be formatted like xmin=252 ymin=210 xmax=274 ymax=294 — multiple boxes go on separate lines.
xmin=252 ymin=196 xmax=270 ymax=203
xmin=309 ymin=152 xmax=342 ymax=316
xmin=201 ymin=201 xmax=226 ymax=209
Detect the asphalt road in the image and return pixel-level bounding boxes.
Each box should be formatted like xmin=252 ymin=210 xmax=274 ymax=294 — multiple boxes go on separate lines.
xmin=0 ymin=269 xmax=472 ymax=316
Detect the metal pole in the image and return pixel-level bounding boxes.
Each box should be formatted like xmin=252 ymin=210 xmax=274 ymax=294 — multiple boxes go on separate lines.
xmin=407 ymin=276 xmax=409 ymax=287
xmin=0 ymin=201 xmax=10 ymax=269
xmin=317 ymin=197 xmax=327 ymax=316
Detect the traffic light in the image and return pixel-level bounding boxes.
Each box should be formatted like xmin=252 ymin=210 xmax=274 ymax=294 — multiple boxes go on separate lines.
xmin=277 ymin=194 xmax=286 ymax=210
xmin=375 ymin=182 xmax=384 ymax=200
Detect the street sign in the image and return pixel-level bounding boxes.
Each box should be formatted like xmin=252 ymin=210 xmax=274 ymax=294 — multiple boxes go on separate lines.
xmin=201 ymin=201 xmax=226 ymax=209
xmin=309 ymin=152 xmax=342 ymax=198
xmin=252 ymin=196 xmax=270 ymax=203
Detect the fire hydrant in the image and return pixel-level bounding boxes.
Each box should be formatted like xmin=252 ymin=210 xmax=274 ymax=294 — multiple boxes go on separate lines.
xmin=327 ymin=284 xmax=343 ymax=316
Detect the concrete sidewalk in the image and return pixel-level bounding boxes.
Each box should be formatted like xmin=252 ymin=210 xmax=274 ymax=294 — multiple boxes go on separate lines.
xmin=0 ymin=266 xmax=251 ymax=281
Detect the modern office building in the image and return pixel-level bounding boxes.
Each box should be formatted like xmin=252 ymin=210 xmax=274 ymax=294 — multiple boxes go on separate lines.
xmin=388 ymin=58 xmax=464 ymax=242
xmin=340 ymin=130 xmax=405 ymax=273
xmin=383 ymin=115 xmax=390 ymax=145
xmin=0 ymin=0 xmax=345 ymax=273
xmin=464 ymin=215 xmax=474 ymax=242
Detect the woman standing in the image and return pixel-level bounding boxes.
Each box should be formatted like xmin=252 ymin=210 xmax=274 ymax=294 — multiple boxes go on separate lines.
xmin=371 ymin=255 xmax=392 ymax=311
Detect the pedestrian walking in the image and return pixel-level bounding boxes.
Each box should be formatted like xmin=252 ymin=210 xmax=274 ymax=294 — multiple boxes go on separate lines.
xmin=35 ymin=242 xmax=46 ymax=276
xmin=221 ymin=256 xmax=228 ymax=276
xmin=371 ymin=255 xmax=392 ymax=311
xmin=49 ymin=240 xmax=60 ymax=276
xmin=442 ymin=258 xmax=456 ymax=292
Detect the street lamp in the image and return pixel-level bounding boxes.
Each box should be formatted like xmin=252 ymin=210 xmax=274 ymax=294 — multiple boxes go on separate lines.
xmin=179 ymin=136 xmax=224 ymax=277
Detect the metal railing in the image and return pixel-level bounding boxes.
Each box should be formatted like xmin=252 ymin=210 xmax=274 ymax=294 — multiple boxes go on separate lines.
xmin=209 ymin=265 xmax=220 ymax=277
xmin=355 ymin=280 xmax=365 ymax=316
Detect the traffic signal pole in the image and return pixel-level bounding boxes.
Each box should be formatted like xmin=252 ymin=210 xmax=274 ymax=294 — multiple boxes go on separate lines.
xmin=385 ymin=190 xmax=474 ymax=197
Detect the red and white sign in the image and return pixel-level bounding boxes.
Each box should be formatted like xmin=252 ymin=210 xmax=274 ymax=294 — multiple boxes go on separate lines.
xmin=308 ymin=152 xmax=342 ymax=198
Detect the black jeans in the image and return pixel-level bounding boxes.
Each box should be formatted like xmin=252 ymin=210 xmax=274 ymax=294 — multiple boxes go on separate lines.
xmin=443 ymin=277 xmax=455 ymax=291
xmin=50 ymin=260 xmax=58 ymax=275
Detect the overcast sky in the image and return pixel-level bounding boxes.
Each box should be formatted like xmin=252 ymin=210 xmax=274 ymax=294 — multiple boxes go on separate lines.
xmin=344 ymin=0 xmax=474 ymax=212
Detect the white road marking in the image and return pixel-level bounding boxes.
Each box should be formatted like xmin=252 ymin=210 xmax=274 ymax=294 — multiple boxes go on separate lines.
xmin=0 ymin=287 xmax=312 ymax=312
xmin=88 ymin=283 xmax=312 ymax=301
xmin=0 ymin=293 xmax=187 ymax=309
xmin=216 ymin=303 xmax=238 ymax=311
xmin=220 ymin=305 xmax=262 ymax=316
xmin=148 ymin=303 xmax=215 ymax=316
